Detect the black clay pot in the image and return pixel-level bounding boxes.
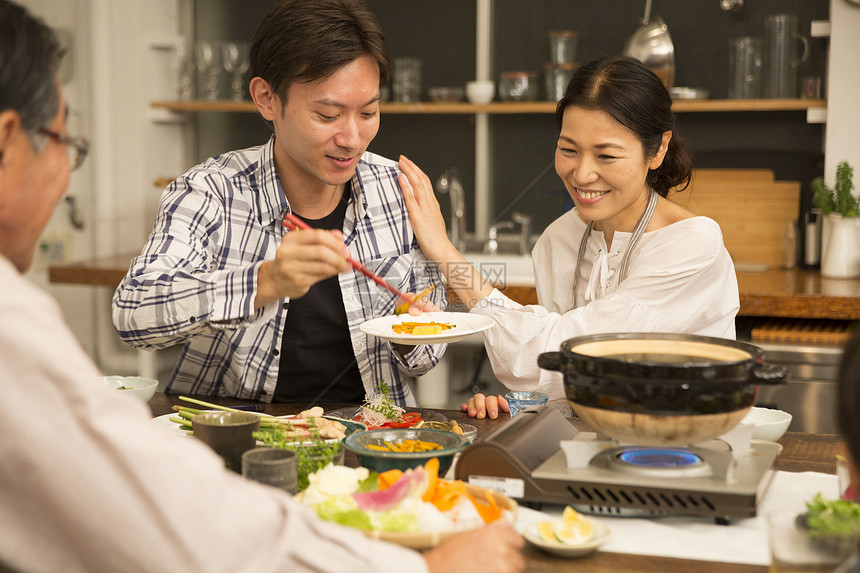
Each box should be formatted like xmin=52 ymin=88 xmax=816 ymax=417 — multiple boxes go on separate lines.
xmin=537 ymin=333 xmax=787 ymax=446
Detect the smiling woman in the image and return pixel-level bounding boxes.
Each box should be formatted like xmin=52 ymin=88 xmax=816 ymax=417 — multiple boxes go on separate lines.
xmin=397 ymin=55 xmax=739 ymax=417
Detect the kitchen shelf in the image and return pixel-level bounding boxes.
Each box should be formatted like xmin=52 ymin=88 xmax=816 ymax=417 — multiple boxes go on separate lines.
xmin=150 ymin=98 xmax=826 ymax=115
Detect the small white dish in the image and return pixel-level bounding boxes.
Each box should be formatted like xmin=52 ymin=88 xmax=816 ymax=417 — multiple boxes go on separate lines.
xmin=102 ymin=375 xmax=158 ymax=402
xmin=741 ymin=407 xmax=792 ymax=441
xmin=359 ymin=311 xmax=495 ymax=345
xmin=524 ymin=519 xmax=611 ymax=558
xmin=466 ymin=80 xmax=495 ymax=104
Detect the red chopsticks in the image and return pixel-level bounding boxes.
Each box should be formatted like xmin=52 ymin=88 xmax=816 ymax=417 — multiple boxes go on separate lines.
xmin=282 ymin=212 xmax=420 ymax=308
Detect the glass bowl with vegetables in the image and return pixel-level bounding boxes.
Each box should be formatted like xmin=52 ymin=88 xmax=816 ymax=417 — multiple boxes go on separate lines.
xmin=342 ymin=428 xmax=469 ymax=475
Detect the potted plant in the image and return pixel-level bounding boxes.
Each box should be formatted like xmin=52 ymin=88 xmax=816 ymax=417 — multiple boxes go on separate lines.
xmin=812 ymin=162 xmax=859 ymax=278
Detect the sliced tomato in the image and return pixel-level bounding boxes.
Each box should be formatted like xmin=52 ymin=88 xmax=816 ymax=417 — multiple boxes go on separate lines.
xmin=382 ymin=412 xmax=422 ymax=428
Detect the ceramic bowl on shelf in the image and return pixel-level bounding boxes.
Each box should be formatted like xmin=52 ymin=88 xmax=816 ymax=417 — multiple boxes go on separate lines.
xmin=466 ymin=80 xmax=495 ymax=104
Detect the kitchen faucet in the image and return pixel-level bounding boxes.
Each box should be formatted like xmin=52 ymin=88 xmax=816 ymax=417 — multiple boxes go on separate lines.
xmin=435 ymin=167 xmax=466 ymax=252
xmin=484 ymin=212 xmax=533 ymax=255
xmin=511 ymin=211 xmax=533 ymax=255
xmin=484 ymin=221 xmax=516 ymax=255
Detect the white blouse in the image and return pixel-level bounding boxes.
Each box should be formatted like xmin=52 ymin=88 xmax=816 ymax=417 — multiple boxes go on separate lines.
xmin=471 ymin=210 xmax=740 ymax=399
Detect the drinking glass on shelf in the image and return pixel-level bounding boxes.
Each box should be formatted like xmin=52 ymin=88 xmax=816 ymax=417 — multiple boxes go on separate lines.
xmin=170 ymin=40 xmax=195 ymax=101
xmin=222 ymin=42 xmax=250 ymax=101
xmin=195 ymin=40 xmax=223 ymax=101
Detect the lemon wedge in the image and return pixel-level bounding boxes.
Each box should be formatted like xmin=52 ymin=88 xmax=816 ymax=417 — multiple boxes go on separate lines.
xmin=537 ymin=520 xmax=557 ymax=543
xmin=554 ymin=507 xmax=594 ymax=545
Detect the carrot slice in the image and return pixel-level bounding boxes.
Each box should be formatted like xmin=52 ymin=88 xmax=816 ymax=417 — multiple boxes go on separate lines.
xmin=469 ymin=489 xmax=502 ymax=523
xmin=431 ymin=480 xmax=468 ymax=511
xmin=422 ymin=458 xmax=440 ymax=502
xmin=377 ymin=469 xmax=403 ymax=491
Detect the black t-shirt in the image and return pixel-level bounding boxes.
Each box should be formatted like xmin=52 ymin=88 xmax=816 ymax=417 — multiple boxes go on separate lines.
xmin=273 ymin=189 xmax=364 ymax=404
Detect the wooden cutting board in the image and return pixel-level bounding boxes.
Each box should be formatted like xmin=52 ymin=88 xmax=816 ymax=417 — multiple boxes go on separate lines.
xmin=670 ymin=169 xmax=800 ymax=268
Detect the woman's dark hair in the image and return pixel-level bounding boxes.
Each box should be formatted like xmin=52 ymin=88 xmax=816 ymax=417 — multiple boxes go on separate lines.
xmin=555 ymin=55 xmax=692 ymax=196
xmin=249 ymin=0 xmax=390 ymax=103
xmin=838 ymin=324 xmax=860 ymax=468
xmin=0 ymin=0 xmax=63 ymax=150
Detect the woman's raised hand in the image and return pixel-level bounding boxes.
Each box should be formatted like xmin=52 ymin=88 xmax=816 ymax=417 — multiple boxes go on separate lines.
xmin=398 ymin=155 xmax=454 ymax=262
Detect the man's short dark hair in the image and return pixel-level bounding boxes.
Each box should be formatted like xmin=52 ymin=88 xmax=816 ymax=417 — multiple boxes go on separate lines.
xmin=0 ymin=0 xmax=63 ymax=148
xmin=249 ymin=0 xmax=390 ymax=103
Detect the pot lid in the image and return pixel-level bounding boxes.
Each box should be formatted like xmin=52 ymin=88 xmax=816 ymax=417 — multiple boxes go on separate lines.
xmin=567 ymin=337 xmax=753 ymax=364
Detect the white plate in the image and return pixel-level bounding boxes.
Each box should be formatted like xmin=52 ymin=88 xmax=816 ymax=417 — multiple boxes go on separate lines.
xmin=150 ymin=411 xmax=348 ymax=445
xmin=359 ymin=311 xmax=495 ymax=345
xmin=151 ymin=411 xmax=273 ymax=437
xmin=524 ymin=520 xmax=611 ymax=558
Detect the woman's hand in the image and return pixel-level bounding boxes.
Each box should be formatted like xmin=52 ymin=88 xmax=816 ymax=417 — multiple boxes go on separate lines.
xmin=461 ymin=393 xmax=510 ymax=420
xmin=395 ymin=286 xmax=443 ymax=316
xmin=399 ymin=155 xmax=494 ymax=310
xmin=398 ymin=155 xmax=456 ymax=262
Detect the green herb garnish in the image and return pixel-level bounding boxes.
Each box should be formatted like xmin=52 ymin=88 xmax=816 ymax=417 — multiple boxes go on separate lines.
xmin=257 ymin=418 xmax=342 ymax=492
xmin=362 ymin=380 xmax=401 ymax=421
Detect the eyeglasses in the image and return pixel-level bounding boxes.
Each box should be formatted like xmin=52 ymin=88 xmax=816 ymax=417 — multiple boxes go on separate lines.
xmin=37 ymin=127 xmax=89 ymax=171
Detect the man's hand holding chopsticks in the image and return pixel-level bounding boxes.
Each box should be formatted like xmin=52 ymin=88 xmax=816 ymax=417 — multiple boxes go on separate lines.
xmin=254 ymin=228 xmax=350 ymax=309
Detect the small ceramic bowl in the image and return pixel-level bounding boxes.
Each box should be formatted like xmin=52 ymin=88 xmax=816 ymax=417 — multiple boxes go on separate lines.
xmin=102 ymin=375 xmax=158 ymax=402
xmin=341 ymin=427 xmax=469 ymax=474
xmin=741 ymin=407 xmax=793 ymax=441
xmin=191 ymin=411 xmax=261 ymax=472
xmin=524 ymin=519 xmax=611 ymax=558
xmin=466 ymin=80 xmax=495 ymax=104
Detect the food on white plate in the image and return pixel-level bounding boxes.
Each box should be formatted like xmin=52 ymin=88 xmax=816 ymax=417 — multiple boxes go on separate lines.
xmin=351 ymin=381 xmax=425 ymax=430
xmin=536 ymin=507 xmax=595 ymax=545
xmin=391 ymin=321 xmax=454 ymax=335
xmin=298 ymin=458 xmax=513 ymax=534
xmin=278 ymin=406 xmax=348 ymax=441
xmin=168 ymin=399 xmax=346 ymax=441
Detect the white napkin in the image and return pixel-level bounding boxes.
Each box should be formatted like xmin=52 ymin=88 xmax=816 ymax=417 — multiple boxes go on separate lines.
xmin=514 ymin=471 xmax=839 ymax=566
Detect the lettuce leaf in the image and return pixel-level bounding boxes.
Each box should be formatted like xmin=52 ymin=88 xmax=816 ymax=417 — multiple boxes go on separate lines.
xmin=314 ymin=499 xmax=373 ymax=531
xmin=313 ymin=497 xmax=420 ymax=533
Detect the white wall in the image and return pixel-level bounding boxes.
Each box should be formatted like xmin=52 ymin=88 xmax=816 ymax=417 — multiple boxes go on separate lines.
xmin=20 ymin=0 xmax=194 ymax=378
xmin=825 ymin=0 xmax=860 ymax=185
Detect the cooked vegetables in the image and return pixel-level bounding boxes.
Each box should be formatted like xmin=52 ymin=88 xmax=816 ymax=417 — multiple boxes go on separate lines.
xmin=391 ymin=321 xmax=454 ymax=335
xmin=393 ymin=285 xmax=435 ymax=315
xmin=365 ymin=439 xmax=443 ymax=453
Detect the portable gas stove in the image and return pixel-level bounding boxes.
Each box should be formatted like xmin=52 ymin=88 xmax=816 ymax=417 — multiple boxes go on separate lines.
xmin=454 ymin=406 xmax=780 ymax=524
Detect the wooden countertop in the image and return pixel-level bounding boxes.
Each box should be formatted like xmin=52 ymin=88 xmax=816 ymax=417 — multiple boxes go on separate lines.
xmin=149 ymin=393 xmax=840 ymax=573
xmin=47 ymin=253 xmax=132 ymax=288
xmin=48 ymin=256 xmax=860 ymax=320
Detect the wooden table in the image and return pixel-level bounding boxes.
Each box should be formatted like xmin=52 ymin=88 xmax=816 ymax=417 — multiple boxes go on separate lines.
xmin=150 ymin=393 xmax=840 ymax=573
